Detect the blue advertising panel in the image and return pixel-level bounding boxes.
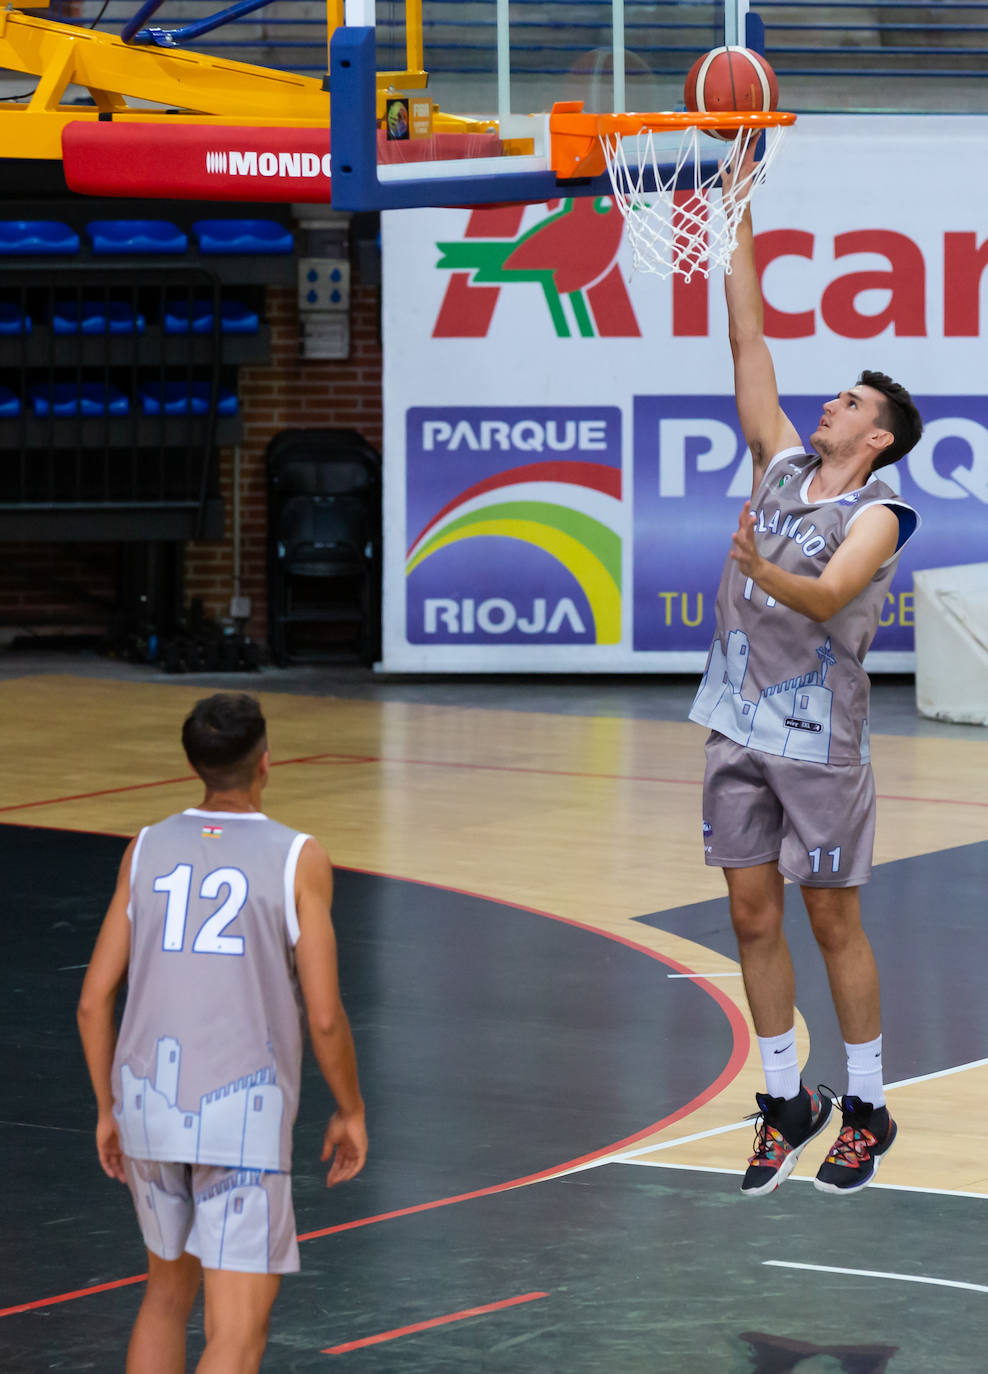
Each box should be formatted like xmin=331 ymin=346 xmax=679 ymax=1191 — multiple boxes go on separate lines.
xmin=405 ymin=406 xmax=624 ymax=648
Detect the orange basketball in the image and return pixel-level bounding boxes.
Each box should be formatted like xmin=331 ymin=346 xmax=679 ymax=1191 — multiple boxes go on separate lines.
xmin=684 ymin=46 xmax=779 ymax=142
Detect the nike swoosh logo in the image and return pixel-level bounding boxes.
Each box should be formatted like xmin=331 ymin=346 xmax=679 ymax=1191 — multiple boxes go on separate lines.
xmin=773 ymin=1044 xmax=794 ymax=1054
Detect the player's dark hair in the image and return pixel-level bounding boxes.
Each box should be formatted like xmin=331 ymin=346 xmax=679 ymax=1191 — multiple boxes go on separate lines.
xmin=859 ymin=370 xmax=923 ymax=471
xmin=182 ymin=693 xmax=267 ymax=791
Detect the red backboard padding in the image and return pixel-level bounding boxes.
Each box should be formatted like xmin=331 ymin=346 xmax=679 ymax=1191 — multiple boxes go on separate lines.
xmin=63 ymin=123 xmax=506 ymax=202
xmin=63 ymin=123 xmax=334 ymax=201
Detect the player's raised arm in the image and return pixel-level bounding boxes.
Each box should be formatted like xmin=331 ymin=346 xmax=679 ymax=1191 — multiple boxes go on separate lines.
xmin=723 ymin=149 xmax=801 ymax=489
xmin=294 ymin=838 xmax=368 ymax=1187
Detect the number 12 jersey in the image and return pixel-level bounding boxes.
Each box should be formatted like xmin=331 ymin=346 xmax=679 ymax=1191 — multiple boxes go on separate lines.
xmin=111 ymin=809 xmax=311 ymax=1173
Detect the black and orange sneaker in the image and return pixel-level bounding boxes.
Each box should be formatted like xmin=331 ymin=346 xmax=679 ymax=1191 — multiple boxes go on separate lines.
xmin=813 ymin=1092 xmax=897 ymax=1195
xmin=740 ymin=1085 xmax=832 ymax=1197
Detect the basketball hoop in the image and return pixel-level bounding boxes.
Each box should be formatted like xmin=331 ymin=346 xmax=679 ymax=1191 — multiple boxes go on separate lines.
xmin=549 ymin=108 xmax=796 ymax=281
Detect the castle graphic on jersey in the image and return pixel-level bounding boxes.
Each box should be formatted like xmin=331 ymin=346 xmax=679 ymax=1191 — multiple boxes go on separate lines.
xmin=692 ymin=630 xmax=843 ymax=763
xmin=117 ymin=1035 xmax=284 ymax=1169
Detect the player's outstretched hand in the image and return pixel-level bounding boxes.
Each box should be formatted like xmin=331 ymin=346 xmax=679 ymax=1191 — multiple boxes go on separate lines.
xmin=720 ymin=136 xmax=760 ymax=203
xmin=729 ymin=501 xmax=762 ymax=579
xmin=321 ymin=1109 xmax=368 ymax=1187
xmin=96 ymin=1113 xmax=127 ymax=1182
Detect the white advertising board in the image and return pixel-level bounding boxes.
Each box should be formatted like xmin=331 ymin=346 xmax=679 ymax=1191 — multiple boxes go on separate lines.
xmin=381 ymin=116 xmax=988 ymax=672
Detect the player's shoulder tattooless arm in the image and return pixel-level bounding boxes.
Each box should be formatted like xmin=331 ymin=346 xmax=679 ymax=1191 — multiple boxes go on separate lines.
xmin=79 ymin=838 xmax=137 ymax=1005
xmin=850 ymin=498 xmax=919 ymax=559
xmin=819 ymin=505 xmax=901 ymax=614
xmin=843 ymin=501 xmax=902 ymax=559
xmin=298 ymin=833 xmax=333 ymax=888
xmin=295 ymin=836 xmax=334 ymax=934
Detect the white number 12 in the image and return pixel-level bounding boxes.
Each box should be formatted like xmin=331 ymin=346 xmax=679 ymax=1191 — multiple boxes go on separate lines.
xmin=153 ymin=864 xmax=248 ymax=956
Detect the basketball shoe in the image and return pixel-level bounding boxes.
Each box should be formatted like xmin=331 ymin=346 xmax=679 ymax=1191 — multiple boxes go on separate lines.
xmin=813 ymin=1091 xmax=897 ymax=1195
xmin=741 ymin=1085 xmax=832 ymax=1197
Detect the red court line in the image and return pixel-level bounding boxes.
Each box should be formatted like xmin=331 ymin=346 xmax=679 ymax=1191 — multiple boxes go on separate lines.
xmin=323 ymin=1291 xmax=549 ymax=1353
xmin=0 ymin=1273 xmax=148 ymax=1318
xmin=0 ymin=773 xmax=196 ymax=813
xmin=0 ymin=754 xmax=371 ymax=816
xmin=298 ymin=754 xmax=705 ymax=787
xmin=4 ymin=750 xmax=985 ymax=815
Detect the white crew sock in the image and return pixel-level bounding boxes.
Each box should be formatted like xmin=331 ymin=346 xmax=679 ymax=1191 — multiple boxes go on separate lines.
xmin=757 ymin=1028 xmax=801 ymax=1101
xmin=845 ymin=1034 xmax=885 ymax=1107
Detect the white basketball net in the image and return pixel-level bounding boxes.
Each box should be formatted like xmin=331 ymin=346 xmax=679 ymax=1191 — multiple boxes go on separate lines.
xmin=601 ymin=123 xmax=789 ymax=279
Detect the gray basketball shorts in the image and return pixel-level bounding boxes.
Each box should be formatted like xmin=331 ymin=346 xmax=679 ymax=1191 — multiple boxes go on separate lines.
xmin=123 ymin=1157 xmax=300 ymax=1274
xmin=702 ymin=731 xmax=876 ymax=888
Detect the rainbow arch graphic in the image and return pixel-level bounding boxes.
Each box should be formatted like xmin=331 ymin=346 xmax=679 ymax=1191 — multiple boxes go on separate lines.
xmin=406 ymin=460 xmax=623 ymax=643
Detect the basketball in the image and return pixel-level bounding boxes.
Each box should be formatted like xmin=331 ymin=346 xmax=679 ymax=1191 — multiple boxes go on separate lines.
xmin=684 ymin=46 xmax=779 ymax=141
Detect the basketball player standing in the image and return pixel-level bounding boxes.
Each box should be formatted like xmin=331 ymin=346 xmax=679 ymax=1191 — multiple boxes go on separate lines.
xmin=78 ymin=693 xmax=367 ymax=1370
xmin=690 ymin=151 xmax=923 ymax=1196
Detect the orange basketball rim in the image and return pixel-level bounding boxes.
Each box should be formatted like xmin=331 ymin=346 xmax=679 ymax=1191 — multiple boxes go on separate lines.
xmin=549 ymin=103 xmax=796 ymax=182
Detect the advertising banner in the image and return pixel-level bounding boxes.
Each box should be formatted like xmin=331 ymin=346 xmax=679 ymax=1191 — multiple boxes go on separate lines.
xmin=382 ymin=116 xmax=988 ymax=671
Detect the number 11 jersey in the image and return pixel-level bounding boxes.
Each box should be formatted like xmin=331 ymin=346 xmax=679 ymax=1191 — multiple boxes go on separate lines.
xmin=111 ymin=809 xmax=311 ymax=1172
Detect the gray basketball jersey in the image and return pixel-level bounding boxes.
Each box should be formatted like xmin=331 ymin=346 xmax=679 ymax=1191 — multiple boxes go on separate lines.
xmin=112 ymin=809 xmax=311 ymax=1172
xmin=690 ymin=449 xmax=919 ymax=764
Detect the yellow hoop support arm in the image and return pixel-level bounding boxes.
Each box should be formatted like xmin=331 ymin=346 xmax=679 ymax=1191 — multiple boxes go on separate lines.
xmin=0 ymin=8 xmax=434 ymax=159
xmin=549 ymin=102 xmax=797 ymax=180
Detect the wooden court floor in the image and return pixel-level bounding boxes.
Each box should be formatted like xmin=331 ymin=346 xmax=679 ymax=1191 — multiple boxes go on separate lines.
xmin=2 ymin=669 xmax=988 ymax=1370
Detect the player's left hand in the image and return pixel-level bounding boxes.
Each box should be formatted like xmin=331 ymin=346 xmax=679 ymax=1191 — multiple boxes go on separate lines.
xmin=321 ymin=1109 xmax=368 ymax=1187
xmin=720 ymin=137 xmax=760 ymax=203
xmin=96 ymin=1113 xmax=127 ymax=1182
xmin=730 ymin=501 xmax=763 ymax=579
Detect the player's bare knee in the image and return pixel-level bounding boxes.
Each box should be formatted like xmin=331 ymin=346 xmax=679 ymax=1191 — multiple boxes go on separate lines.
xmin=145 ymin=1253 xmax=201 ymax=1316
xmin=806 ymin=906 xmax=863 ymax=956
xmin=728 ymin=893 xmax=784 ymax=944
xmin=145 ymin=1280 xmax=197 ymax=1320
xmin=803 ymin=886 xmax=862 ymax=952
xmin=204 ymin=1319 xmax=269 ymax=1365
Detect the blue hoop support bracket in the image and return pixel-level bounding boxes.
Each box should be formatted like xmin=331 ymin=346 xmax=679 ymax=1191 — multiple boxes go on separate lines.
xmin=329 ymin=26 xmax=632 ymax=213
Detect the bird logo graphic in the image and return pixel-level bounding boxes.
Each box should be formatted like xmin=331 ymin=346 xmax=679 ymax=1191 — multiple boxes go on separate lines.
xmin=433 ymin=199 xmax=641 ymax=339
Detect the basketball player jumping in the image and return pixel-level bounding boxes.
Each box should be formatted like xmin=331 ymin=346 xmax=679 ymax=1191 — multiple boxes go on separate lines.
xmin=77 ymin=693 xmax=367 ymax=1371
xmin=690 ymin=149 xmax=922 ymax=1196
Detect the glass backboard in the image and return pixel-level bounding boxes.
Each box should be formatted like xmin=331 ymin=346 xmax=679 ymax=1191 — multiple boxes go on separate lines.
xmin=330 ymin=0 xmax=747 ymax=210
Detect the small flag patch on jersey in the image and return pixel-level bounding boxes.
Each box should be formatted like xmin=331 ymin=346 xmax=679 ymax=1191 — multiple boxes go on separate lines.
xmin=201 ymin=825 xmax=224 ymax=839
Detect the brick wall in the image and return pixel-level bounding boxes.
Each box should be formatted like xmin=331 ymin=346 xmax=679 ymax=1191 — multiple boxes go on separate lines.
xmin=183 ymin=274 xmax=383 ymax=642
xmin=0 ymin=267 xmax=383 ymax=647
xmin=0 ymin=542 xmax=118 ymax=630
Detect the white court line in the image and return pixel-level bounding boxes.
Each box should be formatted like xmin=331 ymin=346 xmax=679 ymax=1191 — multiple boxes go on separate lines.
xmin=765 ymin=1261 xmax=988 ymax=1295
xmin=883 ymin=1056 xmax=988 ymax=1090
xmin=667 ymin=972 xmax=743 ymax=979
xmin=0 ymin=1118 xmax=86 ymax=1134
xmin=615 ymin=1159 xmax=988 ymax=1199
xmin=58 ymin=963 xmax=89 ymax=971
xmin=589 ymin=1056 xmax=988 ymax=1170
xmin=616 ymin=1116 xmax=752 ymax=1160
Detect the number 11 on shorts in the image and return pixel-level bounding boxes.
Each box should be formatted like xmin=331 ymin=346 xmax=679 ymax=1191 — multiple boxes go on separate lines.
xmin=808 ymin=846 xmax=841 ymax=875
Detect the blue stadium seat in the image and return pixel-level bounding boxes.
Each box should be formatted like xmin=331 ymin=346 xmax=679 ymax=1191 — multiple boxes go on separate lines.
xmin=0 ymin=386 xmax=20 ymax=415
xmin=162 ymin=300 xmax=260 ymax=334
xmin=0 ymin=303 xmax=31 ymax=334
xmin=31 ymin=383 xmax=130 ymax=416
xmin=139 ymin=382 xmax=238 ymax=415
xmin=87 ymin=220 xmax=188 ymax=255
xmin=50 ymin=301 xmax=146 ymax=334
xmin=191 ymin=220 xmax=293 ymax=255
xmin=0 ymin=221 xmax=79 ymax=255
